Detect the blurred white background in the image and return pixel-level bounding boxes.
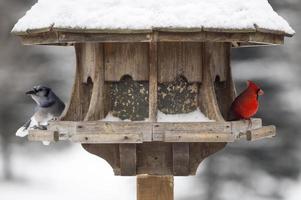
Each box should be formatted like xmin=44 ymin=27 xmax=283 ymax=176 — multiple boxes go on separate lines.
xmin=1 ymin=0 xmax=301 ymax=199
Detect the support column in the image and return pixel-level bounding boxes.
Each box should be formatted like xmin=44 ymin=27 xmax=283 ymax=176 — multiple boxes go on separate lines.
xmin=137 ymin=175 xmax=174 ymax=200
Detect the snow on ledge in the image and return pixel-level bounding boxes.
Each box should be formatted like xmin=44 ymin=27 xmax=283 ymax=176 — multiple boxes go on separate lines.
xmin=12 ymin=0 xmax=294 ymax=36
xmin=157 ymin=108 xmax=214 ymax=122
xmin=101 ymin=108 xmax=214 ymax=122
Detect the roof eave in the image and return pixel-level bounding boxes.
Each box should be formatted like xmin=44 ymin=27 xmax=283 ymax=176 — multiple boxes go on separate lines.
xmin=12 ymin=27 xmax=287 ymax=47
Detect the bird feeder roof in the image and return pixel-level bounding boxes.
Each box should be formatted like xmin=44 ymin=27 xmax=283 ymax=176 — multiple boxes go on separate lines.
xmin=12 ymin=0 xmax=294 ymax=46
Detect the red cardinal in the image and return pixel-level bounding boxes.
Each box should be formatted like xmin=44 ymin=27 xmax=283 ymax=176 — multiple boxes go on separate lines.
xmin=228 ymin=80 xmax=264 ymax=121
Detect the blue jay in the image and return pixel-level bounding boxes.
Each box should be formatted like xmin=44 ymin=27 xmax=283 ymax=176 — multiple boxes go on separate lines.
xmin=16 ymin=86 xmax=65 ymax=144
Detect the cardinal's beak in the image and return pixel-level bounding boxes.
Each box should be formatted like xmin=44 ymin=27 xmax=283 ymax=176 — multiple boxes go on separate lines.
xmin=258 ymin=89 xmax=264 ymax=96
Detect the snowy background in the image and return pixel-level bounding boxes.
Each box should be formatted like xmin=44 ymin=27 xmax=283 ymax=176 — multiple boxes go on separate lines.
xmin=1 ymin=0 xmax=301 ymax=200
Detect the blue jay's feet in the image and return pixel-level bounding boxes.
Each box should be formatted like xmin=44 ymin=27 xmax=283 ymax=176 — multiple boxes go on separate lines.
xmin=32 ymin=125 xmax=47 ymax=130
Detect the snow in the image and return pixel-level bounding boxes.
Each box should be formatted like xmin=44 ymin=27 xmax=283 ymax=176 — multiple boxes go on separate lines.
xmin=102 ymin=109 xmax=213 ymax=122
xmin=12 ymin=0 xmax=294 ymax=35
xmin=101 ymin=112 xmax=132 ymax=122
xmin=157 ymin=108 xmax=213 ymax=122
xmin=0 ymin=144 xmax=206 ymax=200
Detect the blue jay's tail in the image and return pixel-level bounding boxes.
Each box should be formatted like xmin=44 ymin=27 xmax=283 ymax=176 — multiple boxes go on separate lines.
xmin=16 ymin=119 xmax=32 ymax=137
xmin=16 ymin=117 xmax=51 ymax=145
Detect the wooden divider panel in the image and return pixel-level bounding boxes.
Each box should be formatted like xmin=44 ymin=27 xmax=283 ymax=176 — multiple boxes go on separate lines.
xmin=158 ymin=42 xmax=202 ymax=83
xmin=104 ymin=43 xmax=149 ymax=81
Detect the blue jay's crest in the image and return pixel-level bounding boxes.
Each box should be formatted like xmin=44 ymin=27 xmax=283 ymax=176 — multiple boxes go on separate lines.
xmin=17 ymin=85 xmax=65 ymax=145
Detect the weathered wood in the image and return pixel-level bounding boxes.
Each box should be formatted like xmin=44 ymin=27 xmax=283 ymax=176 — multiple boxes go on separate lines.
xmin=28 ymin=130 xmax=58 ymax=142
xmin=60 ymin=43 xmax=93 ymax=121
xmin=57 ymin=43 xmax=122 ymax=176
xmin=17 ymin=30 xmax=286 ymax=47
xmin=149 ymin=38 xmax=158 ymax=121
xmin=72 ymin=133 xmax=142 ymax=143
xmin=198 ymin=42 xmax=224 ymax=121
xmin=84 ymin=43 xmax=105 ymax=121
xmin=246 ymin=125 xmax=276 ymax=141
xmin=14 ymin=26 xmax=292 ymax=37
xmin=158 ymin=42 xmax=202 ymax=82
xmin=30 ymin=120 xmax=264 ymax=143
xmin=212 ymin=42 xmax=237 ymax=118
xmin=206 ymin=43 xmax=228 ymax=81
xmin=137 ymin=142 xmax=173 ymax=175
xmin=82 ymin=144 xmax=121 ymax=175
xmin=104 ymin=43 xmax=149 ymax=81
xmin=232 ymin=118 xmax=262 ymax=138
xmin=119 ymin=144 xmax=137 ymax=175
xmin=153 ymin=122 xmax=231 ymax=141
xmin=49 ymin=121 xmax=153 ymax=142
xmin=189 ymin=142 xmax=226 ymax=175
xmin=172 ymin=143 xmax=190 ymax=176
xmin=165 ymin=131 xmax=235 ymax=142
xmin=59 ymin=32 xmax=151 ymax=43
xmin=137 ymin=175 xmax=173 ymax=200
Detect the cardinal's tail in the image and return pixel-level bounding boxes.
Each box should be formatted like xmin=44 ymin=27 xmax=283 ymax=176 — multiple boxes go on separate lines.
xmin=227 ymin=110 xmax=239 ymax=121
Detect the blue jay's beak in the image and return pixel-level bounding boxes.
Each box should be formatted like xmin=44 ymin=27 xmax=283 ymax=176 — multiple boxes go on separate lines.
xmin=26 ymin=90 xmax=36 ymax=95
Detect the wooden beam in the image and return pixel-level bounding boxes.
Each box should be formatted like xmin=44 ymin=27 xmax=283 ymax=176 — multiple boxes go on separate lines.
xmin=27 ymin=130 xmax=58 ymax=142
xmin=165 ymin=131 xmax=235 ymax=142
xmin=71 ymin=133 xmax=143 ymax=143
xmin=24 ymin=120 xmax=267 ymax=143
xmin=198 ymin=42 xmax=224 ymax=122
xmin=119 ymin=144 xmax=137 ymax=175
xmin=246 ymin=125 xmax=276 ymax=141
xmin=137 ymin=175 xmax=174 ymax=200
xmin=172 ymin=143 xmax=190 ymax=176
xmin=60 ymin=43 xmax=93 ymax=121
xmin=84 ymin=43 xmax=105 ymax=121
xmin=16 ymin=30 xmax=285 ymax=46
xmin=149 ymin=33 xmax=158 ymax=121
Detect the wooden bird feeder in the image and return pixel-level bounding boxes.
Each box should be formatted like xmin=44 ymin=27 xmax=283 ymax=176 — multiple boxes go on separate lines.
xmin=13 ymin=1 xmax=293 ymax=199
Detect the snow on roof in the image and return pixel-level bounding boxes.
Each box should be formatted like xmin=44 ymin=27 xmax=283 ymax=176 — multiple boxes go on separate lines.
xmin=12 ymin=0 xmax=294 ymax=36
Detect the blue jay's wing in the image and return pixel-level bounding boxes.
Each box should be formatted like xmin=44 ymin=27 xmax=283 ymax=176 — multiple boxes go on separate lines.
xmin=23 ymin=119 xmax=32 ymax=130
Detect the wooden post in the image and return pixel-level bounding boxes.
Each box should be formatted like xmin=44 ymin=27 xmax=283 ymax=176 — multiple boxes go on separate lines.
xmin=137 ymin=175 xmax=174 ymax=200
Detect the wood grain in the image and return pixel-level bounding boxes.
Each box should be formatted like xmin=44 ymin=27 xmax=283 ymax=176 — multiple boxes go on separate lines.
xmin=149 ymin=37 xmax=158 ymax=121
xmin=17 ymin=30 xmax=285 ymax=47
xmin=84 ymin=43 xmax=105 ymax=121
xmin=158 ymin=42 xmax=202 ymax=82
xmin=104 ymin=43 xmax=149 ymax=81
xmin=172 ymin=143 xmax=189 ymax=176
xmin=198 ymin=42 xmax=224 ymax=122
xmin=60 ymin=43 xmax=93 ymax=121
xmin=137 ymin=175 xmax=173 ymax=200
xmin=120 ymin=144 xmax=137 ymax=175
xmin=246 ymin=125 xmax=276 ymax=141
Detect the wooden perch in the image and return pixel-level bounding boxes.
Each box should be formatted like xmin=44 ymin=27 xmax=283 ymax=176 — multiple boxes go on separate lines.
xmin=246 ymin=125 xmax=276 ymax=141
xmin=27 ymin=119 xmax=275 ymax=143
xmin=28 ymin=130 xmax=59 ymax=142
